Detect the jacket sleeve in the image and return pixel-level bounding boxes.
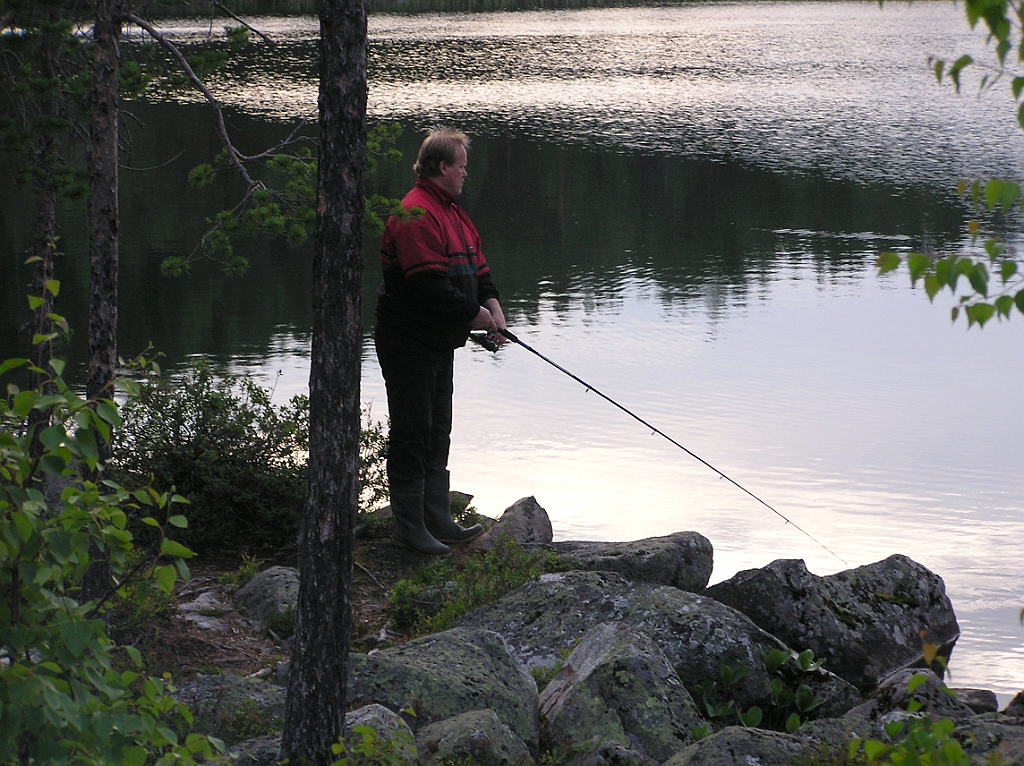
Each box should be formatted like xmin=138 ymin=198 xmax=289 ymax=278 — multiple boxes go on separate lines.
xmin=405 ymin=272 xmax=481 ymax=323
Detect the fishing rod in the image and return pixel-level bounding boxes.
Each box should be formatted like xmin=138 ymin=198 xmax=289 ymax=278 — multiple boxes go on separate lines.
xmin=470 ymin=327 xmax=847 ymax=566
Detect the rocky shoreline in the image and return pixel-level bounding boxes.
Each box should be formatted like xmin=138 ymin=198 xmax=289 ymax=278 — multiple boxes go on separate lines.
xmin=177 ymin=497 xmax=1024 ymax=765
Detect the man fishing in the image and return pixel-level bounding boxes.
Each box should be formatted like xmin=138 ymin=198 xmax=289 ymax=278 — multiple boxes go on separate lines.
xmin=374 ymin=126 xmax=506 ymax=556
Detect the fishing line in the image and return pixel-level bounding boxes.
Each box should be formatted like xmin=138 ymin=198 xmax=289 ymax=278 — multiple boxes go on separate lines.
xmin=472 ymin=327 xmax=847 ymax=566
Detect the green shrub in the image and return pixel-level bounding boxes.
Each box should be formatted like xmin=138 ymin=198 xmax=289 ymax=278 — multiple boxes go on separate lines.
xmin=113 ymin=358 xmax=391 ymax=554
xmin=386 ymin=535 xmax=564 ymax=636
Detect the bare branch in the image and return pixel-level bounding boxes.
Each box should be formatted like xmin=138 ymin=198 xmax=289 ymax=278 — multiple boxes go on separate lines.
xmin=126 ymin=12 xmax=257 ymax=188
xmin=121 ymin=149 xmax=185 ymax=172
xmin=210 ymin=0 xmax=273 ymax=45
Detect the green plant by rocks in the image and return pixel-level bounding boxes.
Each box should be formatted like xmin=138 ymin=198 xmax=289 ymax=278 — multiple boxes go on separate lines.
xmin=692 ymin=649 xmax=826 ymax=737
xmin=387 ymin=535 xmax=563 ymax=637
xmin=218 ymin=553 xmax=264 ymax=593
xmin=761 ymin=647 xmax=826 ymax=733
xmin=846 ymin=672 xmax=1001 ymax=766
xmin=1 ymin=341 xmax=223 ymax=764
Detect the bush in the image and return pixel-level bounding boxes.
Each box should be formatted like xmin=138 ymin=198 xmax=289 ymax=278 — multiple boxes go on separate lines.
xmin=113 ymin=358 xmax=391 ymax=555
xmin=114 ymin=358 xmax=307 ymax=553
xmin=1 ymin=353 xmax=223 ymax=765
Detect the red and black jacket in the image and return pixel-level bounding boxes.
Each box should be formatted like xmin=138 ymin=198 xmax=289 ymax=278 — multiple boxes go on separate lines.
xmin=376 ymin=177 xmax=499 ymax=350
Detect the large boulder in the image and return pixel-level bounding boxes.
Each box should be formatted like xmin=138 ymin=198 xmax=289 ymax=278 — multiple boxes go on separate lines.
xmin=469 ymin=496 xmax=552 ymax=551
xmin=705 ymin=556 xmax=959 ymax=691
xmin=538 ymin=622 xmax=703 ymax=761
xmin=346 ymin=627 xmax=539 ymax=755
xmin=456 ymin=570 xmax=858 ymax=716
xmin=173 ymin=675 xmax=285 ymax=746
xmin=346 ymin=704 xmax=419 ymax=765
xmin=548 ymin=532 xmax=713 ymax=592
xmin=662 ymin=726 xmax=808 ymax=766
xmin=233 ymin=566 xmax=299 ymax=630
xmin=416 ymin=709 xmax=534 ymax=766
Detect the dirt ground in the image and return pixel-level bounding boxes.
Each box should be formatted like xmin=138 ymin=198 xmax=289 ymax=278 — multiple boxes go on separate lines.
xmin=115 ymin=529 xmax=444 ymax=681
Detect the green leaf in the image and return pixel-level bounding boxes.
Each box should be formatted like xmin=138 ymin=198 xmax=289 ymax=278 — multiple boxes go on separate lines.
xmin=1000 ymin=181 xmax=1021 ymax=209
xmin=27 ymin=295 xmax=44 ymax=310
xmin=884 ymin=719 xmax=905 ymax=738
xmin=995 ymin=295 xmax=1014 ymax=317
xmin=12 ymin=390 xmax=36 ymax=417
xmin=44 ymin=279 xmax=60 ymax=297
xmin=160 ymin=539 xmax=194 ymax=559
xmin=984 ymin=179 xmax=1003 ymax=210
xmin=877 ymin=251 xmax=901 ymax=275
xmin=141 ymin=516 xmax=161 ymax=528
xmin=49 ymin=358 xmax=65 ymax=377
xmin=864 ymin=739 xmax=889 ymax=760
xmin=966 ymin=302 xmax=996 ymax=327
xmin=121 ymin=746 xmax=147 ymax=766
xmin=0 ymin=358 xmax=28 ymax=377
xmin=168 ymin=515 xmax=188 ymax=529
xmin=906 ymin=673 xmax=928 ymax=694
xmin=949 ymin=54 xmax=972 ymax=92
xmin=785 ymin=712 xmax=802 ymax=733
xmin=1014 ymin=76 xmax=1024 ymax=99
xmin=154 ymin=565 xmax=177 ymax=594
xmin=59 ymin=621 xmax=94 ymax=657
xmin=968 ymin=262 xmax=990 ymax=297
xmin=907 ymin=253 xmax=930 ymax=283
xmin=924 ymin=273 xmax=941 ymax=301
xmin=1015 ymin=289 xmax=1024 ymax=314
xmin=1001 ymin=260 xmax=1018 ymax=282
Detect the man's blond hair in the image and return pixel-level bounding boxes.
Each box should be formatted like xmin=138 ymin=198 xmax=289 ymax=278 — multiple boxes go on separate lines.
xmin=413 ymin=126 xmax=470 ymax=178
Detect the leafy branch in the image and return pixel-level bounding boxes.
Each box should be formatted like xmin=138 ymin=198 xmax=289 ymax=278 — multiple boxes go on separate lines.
xmin=878 ymin=178 xmax=1024 ymax=327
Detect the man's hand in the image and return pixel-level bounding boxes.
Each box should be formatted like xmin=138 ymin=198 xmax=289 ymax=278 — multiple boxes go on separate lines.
xmin=482 ymin=298 xmax=507 ymax=345
xmin=470 ymin=306 xmax=497 ymax=334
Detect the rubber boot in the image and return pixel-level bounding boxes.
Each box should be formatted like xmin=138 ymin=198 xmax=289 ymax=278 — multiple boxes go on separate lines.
xmin=424 ymin=470 xmax=484 ymax=544
xmin=390 ymin=491 xmax=450 ymax=556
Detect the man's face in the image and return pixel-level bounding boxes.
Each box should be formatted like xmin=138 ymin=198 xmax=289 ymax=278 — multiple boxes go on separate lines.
xmin=437 ymin=144 xmax=468 ymax=197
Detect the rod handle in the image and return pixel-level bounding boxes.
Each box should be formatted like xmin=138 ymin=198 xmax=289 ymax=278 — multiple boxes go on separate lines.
xmin=468 ymin=332 xmax=498 ymax=352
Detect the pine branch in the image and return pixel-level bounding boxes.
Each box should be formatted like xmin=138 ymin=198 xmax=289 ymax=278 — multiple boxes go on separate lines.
xmin=210 ymin=0 xmax=273 ymax=45
xmin=125 ymin=12 xmax=257 ymax=189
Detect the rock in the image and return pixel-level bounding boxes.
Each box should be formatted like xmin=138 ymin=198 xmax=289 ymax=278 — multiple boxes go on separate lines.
xmin=179 ymin=590 xmax=231 ymax=632
xmin=854 ymin=668 xmax=976 ymax=722
xmin=416 ymin=709 xmax=534 ymax=766
xmin=233 ymin=566 xmax=299 ymax=629
xmin=224 ymin=704 xmax=417 ymax=766
xmin=561 ymin=741 xmax=657 ymax=766
xmin=705 ymin=556 xmax=959 ymax=691
xmin=347 ymin=627 xmax=539 ymax=755
xmin=538 ymin=622 xmax=702 ymax=761
xmin=548 ymin=532 xmax=713 ymax=592
xmin=951 ymin=688 xmax=999 ymax=715
xmin=662 ymin=726 xmax=807 ymax=766
xmin=347 ymin=704 xmax=418 ymax=765
xmin=456 ymin=570 xmax=858 ymax=716
xmin=224 ymin=733 xmax=282 ymax=766
xmin=1004 ymin=690 xmax=1024 ymax=717
xmin=953 ymin=714 xmax=1024 ymax=765
xmin=173 ymin=675 xmax=286 ymax=746
xmin=469 ymin=496 xmax=552 ymax=551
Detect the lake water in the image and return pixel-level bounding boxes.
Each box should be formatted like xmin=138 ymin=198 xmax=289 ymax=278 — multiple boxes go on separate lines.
xmin=2 ymin=1 xmax=1023 ymax=702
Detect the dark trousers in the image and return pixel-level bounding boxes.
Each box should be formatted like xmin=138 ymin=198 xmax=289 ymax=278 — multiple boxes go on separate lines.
xmin=374 ymin=323 xmax=454 ymax=496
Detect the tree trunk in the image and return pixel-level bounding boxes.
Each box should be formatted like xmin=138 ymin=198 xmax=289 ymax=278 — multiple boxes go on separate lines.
xmin=87 ymin=0 xmax=120 ymax=413
xmin=282 ymin=0 xmax=367 ymax=762
xmin=81 ymin=0 xmax=121 ymax=605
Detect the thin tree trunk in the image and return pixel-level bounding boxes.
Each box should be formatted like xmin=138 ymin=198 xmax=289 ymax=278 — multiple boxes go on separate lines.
xmin=81 ymin=0 xmax=121 ymax=605
xmin=282 ymin=0 xmax=367 ymax=760
xmin=26 ymin=187 xmax=57 ymax=458
xmin=87 ymin=0 xmax=120 ymax=412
